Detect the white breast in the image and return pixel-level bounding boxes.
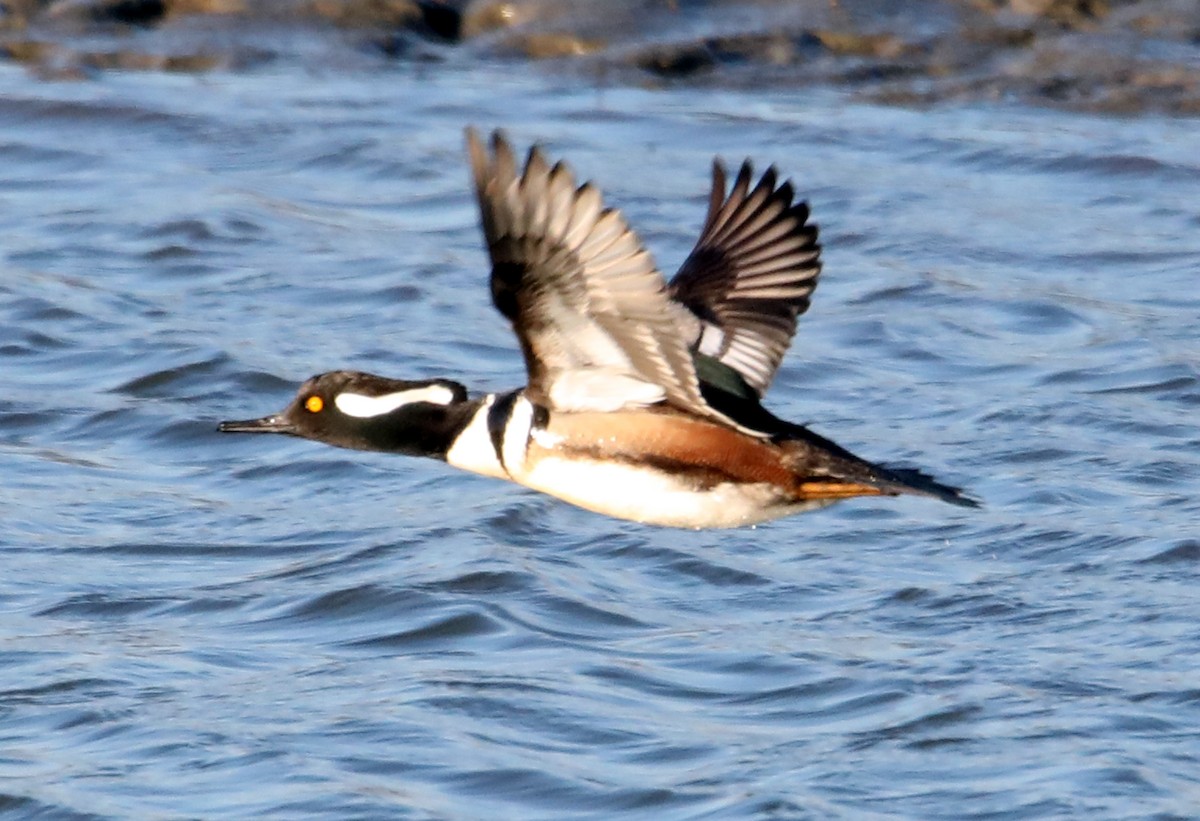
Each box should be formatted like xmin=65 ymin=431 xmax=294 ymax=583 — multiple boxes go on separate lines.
xmin=444 ymin=395 xmax=508 ymax=480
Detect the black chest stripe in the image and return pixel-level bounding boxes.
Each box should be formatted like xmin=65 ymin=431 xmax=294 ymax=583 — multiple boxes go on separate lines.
xmin=486 ymin=391 xmax=520 ymax=474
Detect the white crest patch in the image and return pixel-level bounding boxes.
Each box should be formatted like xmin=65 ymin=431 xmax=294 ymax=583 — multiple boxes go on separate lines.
xmin=334 ymin=385 xmax=456 ymax=418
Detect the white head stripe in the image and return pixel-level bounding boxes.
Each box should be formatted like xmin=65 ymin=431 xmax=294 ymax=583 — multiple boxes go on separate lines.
xmin=334 ymin=385 xmax=456 ymax=418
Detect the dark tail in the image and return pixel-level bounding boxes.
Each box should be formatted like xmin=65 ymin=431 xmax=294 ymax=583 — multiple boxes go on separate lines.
xmin=775 ymin=417 xmax=980 ymax=509
xmin=699 ymin=380 xmax=980 ymax=509
xmin=868 ymin=464 xmax=980 ymax=508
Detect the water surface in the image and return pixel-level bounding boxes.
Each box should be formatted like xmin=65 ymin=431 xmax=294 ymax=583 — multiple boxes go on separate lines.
xmin=2 ymin=48 xmax=1199 ymax=820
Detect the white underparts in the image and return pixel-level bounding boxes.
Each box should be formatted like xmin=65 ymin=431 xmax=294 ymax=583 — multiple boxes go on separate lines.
xmin=518 ymin=455 xmax=828 ymax=528
xmin=335 ymin=385 xmax=456 ymax=418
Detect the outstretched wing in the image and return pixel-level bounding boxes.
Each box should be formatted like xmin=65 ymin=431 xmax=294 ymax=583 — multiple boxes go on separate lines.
xmin=467 ymin=128 xmax=739 ymax=427
xmin=669 ymin=160 xmax=821 ymax=398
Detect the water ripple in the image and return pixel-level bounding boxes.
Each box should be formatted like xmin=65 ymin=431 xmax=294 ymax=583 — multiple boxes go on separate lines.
xmin=2 ymin=56 xmax=1198 ymax=821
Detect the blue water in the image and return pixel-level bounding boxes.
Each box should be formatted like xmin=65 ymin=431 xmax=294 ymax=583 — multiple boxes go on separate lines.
xmin=3 ymin=55 xmax=1199 ymax=819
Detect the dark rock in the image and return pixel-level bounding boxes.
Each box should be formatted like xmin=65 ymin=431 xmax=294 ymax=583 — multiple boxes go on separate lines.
xmin=76 ymin=0 xmax=167 ymax=25
xmin=638 ymin=43 xmax=715 ymax=77
xmin=416 ymin=0 xmax=463 ymax=40
xmin=310 ymin=0 xmax=421 ymax=29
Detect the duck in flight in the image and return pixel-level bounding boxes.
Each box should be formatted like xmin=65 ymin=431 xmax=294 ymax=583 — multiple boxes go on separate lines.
xmin=220 ymin=128 xmax=976 ymax=528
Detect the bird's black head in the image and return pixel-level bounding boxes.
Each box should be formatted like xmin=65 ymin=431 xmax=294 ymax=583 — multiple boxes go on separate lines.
xmin=219 ymin=371 xmax=472 ymax=457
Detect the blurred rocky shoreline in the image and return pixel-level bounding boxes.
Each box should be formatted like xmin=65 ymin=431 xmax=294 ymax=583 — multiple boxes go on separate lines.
xmin=3 ymin=0 xmax=1199 ymax=114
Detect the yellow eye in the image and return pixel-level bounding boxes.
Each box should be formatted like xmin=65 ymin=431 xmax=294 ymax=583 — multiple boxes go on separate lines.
xmin=304 ymin=395 xmax=324 ymax=413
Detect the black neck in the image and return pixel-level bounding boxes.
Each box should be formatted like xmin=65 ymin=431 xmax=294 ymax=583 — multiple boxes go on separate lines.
xmin=353 ymin=398 xmax=483 ymax=458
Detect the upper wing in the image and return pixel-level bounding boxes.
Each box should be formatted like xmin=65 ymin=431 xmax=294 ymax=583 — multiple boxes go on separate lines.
xmin=467 ymin=128 xmax=739 ymax=426
xmin=669 ymin=160 xmax=821 ymax=398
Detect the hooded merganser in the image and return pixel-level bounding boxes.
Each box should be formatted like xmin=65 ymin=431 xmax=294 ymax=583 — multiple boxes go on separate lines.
xmin=219 ymin=128 xmax=977 ymax=528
